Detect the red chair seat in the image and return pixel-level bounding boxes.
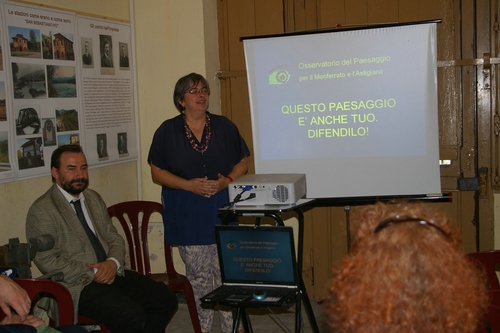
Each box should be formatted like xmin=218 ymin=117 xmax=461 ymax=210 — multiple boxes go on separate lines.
xmin=466 ymin=250 xmax=500 ymax=289
xmin=77 ymin=315 xmax=111 ymax=332
xmin=467 ymin=250 xmax=500 ymax=333
xmin=0 ymin=278 xmax=74 ymax=327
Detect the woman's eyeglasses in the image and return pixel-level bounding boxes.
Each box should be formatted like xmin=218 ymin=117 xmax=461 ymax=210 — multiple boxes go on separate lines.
xmin=185 ymin=88 xmax=210 ymax=96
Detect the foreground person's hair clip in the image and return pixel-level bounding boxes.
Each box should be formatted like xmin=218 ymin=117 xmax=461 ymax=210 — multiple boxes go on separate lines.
xmin=374 ymin=215 xmax=449 ymax=238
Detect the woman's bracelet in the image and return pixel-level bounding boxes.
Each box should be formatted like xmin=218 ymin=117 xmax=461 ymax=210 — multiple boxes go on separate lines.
xmin=227 ymin=176 xmax=234 ymax=182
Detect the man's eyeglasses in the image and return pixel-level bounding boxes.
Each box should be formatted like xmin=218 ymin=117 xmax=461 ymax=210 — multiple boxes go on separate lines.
xmin=185 ymin=88 xmax=210 ymax=96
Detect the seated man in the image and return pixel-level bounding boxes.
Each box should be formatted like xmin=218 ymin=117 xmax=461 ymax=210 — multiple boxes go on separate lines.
xmin=26 ymin=145 xmax=178 ymax=333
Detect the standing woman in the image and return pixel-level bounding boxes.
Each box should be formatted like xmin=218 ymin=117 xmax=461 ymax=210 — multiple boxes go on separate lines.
xmin=148 ymin=73 xmax=249 ymax=333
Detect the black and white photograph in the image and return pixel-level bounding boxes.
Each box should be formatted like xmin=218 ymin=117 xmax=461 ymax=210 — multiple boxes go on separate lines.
xmin=119 ymin=42 xmax=129 ymax=69
xmin=16 ymin=136 xmax=44 ymax=169
xmin=81 ymin=37 xmax=93 ymax=68
xmin=97 ymin=133 xmax=108 ymax=160
xmin=15 ymin=106 xmax=41 ymax=135
xmin=118 ymin=132 xmax=128 ymax=156
xmin=99 ymin=35 xmax=114 ymax=74
xmin=11 ymin=62 xmax=46 ymax=99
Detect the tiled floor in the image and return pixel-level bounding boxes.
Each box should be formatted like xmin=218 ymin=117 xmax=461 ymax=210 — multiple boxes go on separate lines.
xmin=167 ymin=293 xmax=329 ymax=333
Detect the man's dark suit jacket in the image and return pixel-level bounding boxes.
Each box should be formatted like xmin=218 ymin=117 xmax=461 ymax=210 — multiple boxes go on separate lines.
xmin=101 ymin=55 xmax=112 ymax=67
xmin=82 ymin=53 xmax=92 ymax=65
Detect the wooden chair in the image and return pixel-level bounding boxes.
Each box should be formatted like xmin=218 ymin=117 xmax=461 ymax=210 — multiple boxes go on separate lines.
xmin=107 ymin=200 xmax=202 ymax=333
xmin=0 ymin=278 xmax=73 ymax=327
xmin=467 ymin=251 xmax=500 ymax=333
xmin=477 ymin=302 xmax=500 ymax=333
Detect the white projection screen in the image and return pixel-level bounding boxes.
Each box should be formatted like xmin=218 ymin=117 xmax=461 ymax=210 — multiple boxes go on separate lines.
xmin=243 ymin=20 xmax=441 ymax=199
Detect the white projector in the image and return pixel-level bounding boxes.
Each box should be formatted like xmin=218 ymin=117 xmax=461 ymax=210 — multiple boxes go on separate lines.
xmin=228 ymin=173 xmax=306 ymax=205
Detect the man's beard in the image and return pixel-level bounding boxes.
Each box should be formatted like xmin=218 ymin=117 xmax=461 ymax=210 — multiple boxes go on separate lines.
xmin=61 ymin=177 xmax=88 ymax=195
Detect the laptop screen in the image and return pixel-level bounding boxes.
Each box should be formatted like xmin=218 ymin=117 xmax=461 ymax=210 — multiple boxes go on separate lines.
xmin=215 ymin=225 xmax=298 ymax=286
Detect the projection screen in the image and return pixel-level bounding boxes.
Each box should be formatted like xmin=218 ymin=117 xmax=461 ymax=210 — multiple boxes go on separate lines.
xmin=243 ymin=20 xmax=441 ymax=199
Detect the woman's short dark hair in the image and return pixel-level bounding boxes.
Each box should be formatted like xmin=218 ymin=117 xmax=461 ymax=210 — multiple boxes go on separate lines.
xmin=173 ymin=73 xmax=210 ymax=112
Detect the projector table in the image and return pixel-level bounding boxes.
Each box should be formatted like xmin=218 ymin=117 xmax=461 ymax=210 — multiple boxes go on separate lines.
xmin=218 ymin=199 xmax=319 ymax=333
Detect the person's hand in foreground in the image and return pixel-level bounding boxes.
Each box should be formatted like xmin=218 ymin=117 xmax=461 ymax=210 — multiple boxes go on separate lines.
xmin=0 ymin=274 xmax=31 ymax=320
xmin=1 ymin=314 xmax=44 ymax=327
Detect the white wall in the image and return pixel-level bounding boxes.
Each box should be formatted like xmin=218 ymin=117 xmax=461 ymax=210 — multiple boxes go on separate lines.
xmin=133 ymin=0 xmax=220 ymax=273
xmin=1 ymin=0 xmax=220 ymax=275
xmin=134 ymin=0 xmax=220 ymax=203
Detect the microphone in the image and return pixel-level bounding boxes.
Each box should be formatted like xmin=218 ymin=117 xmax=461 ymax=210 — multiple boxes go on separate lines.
xmin=1 ymin=234 xmax=56 ymax=279
xmin=29 ymin=234 xmax=55 ymax=260
xmin=28 ymin=235 xmax=63 ymax=281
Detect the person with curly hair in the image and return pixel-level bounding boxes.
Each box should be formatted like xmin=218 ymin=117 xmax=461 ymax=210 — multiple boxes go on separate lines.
xmin=325 ymin=201 xmax=488 ymax=333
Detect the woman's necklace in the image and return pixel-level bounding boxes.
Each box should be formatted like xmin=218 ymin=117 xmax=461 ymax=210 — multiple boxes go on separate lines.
xmin=184 ymin=113 xmax=211 ymax=154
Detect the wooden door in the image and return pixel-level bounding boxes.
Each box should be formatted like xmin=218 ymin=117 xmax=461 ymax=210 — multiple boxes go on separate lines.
xmin=217 ymin=0 xmax=496 ymax=301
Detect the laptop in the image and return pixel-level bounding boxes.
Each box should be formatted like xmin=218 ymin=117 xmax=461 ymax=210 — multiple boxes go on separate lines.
xmin=201 ymin=225 xmax=299 ymax=307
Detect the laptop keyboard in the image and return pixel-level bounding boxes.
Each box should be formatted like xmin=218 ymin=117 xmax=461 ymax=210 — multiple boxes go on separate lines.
xmin=218 ymin=286 xmax=292 ymax=298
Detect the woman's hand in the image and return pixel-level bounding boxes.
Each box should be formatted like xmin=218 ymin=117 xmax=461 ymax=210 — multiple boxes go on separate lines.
xmin=189 ymin=177 xmax=216 ymax=197
xmin=217 ymin=173 xmax=232 ymax=191
xmin=189 ymin=176 xmax=230 ymax=198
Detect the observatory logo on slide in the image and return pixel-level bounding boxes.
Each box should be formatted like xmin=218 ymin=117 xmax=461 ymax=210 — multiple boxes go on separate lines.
xmin=269 ymin=65 xmax=290 ymax=85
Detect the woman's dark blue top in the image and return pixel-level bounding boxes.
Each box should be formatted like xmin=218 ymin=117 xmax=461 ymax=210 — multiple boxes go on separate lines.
xmin=148 ymin=112 xmax=249 ymax=245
